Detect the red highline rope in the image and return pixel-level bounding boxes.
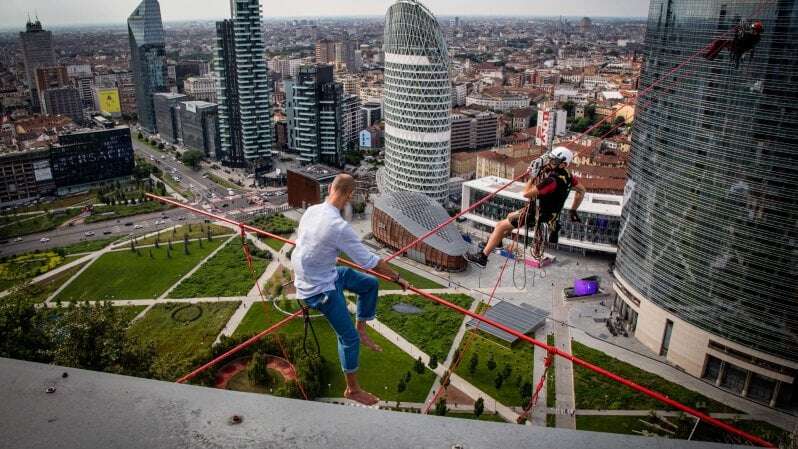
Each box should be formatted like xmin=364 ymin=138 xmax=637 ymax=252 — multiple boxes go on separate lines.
xmin=147 ymin=193 xmax=773 ymax=448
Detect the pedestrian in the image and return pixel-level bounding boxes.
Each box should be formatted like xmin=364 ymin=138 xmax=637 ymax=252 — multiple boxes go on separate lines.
xmin=292 ymin=174 xmax=410 ymax=406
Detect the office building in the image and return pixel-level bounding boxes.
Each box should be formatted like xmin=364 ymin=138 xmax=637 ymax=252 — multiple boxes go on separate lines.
xmin=19 ymin=18 xmax=56 ymax=112
xmin=315 ymin=38 xmax=336 ymax=64
xmin=286 ymin=164 xmax=340 ymax=208
xmin=50 ymin=127 xmax=134 ymax=193
xmin=382 ymin=0 xmax=452 ymax=203
xmin=215 ymin=0 xmax=273 ymax=168
xmin=127 ymin=0 xmax=168 ymax=132
xmin=153 ymin=92 xmax=186 ymax=144
xmin=0 ymin=148 xmax=55 ymax=206
xmin=41 ymin=88 xmax=83 ymax=125
xmin=450 ymin=110 xmax=498 ymax=152
xmin=462 ymin=176 xmax=622 ymax=254
xmin=335 ymin=39 xmax=360 ymax=72
xmin=614 ymin=0 xmax=797 ymax=409
xmin=74 ymin=75 xmax=96 ymax=112
xmin=361 ymin=102 xmax=382 ymax=128
xmin=183 ymin=76 xmax=218 ymax=103
xmin=174 ymin=60 xmax=209 ymax=92
xmin=179 ymin=101 xmax=219 ymax=159
xmin=341 ymin=94 xmax=363 ymax=150
xmin=285 ymin=64 xmax=344 ymax=166
xmin=466 ymin=91 xmax=529 ymax=112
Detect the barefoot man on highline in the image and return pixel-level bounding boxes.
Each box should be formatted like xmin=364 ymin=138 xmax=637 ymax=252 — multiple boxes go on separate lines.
xmin=291 ymin=174 xmax=410 ymax=406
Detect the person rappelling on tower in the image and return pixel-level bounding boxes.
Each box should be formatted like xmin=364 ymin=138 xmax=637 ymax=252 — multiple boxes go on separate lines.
xmin=704 ymin=20 xmax=764 ymax=68
xmin=465 ymin=147 xmax=586 ymax=268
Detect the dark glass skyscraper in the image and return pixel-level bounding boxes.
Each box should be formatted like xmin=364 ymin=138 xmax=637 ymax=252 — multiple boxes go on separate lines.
xmin=214 ymin=0 xmax=273 ymax=169
xmin=19 ymin=18 xmax=55 ymax=112
xmin=614 ymin=0 xmax=797 ymax=408
xmin=127 ymin=0 xmax=167 ymax=132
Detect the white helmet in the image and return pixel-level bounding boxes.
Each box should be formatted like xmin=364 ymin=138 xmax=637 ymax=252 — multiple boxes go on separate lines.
xmin=550 ymin=146 xmax=574 ymax=165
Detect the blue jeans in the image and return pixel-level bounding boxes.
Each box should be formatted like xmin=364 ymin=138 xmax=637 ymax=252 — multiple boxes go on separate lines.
xmin=302 ymin=267 xmax=379 ymax=374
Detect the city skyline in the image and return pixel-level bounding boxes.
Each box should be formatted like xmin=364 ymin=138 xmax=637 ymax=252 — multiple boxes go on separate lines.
xmin=0 ymin=0 xmax=651 ymax=28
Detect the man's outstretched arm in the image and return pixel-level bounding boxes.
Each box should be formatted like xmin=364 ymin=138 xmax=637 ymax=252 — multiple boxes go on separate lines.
xmin=339 ymin=225 xmax=410 ymax=290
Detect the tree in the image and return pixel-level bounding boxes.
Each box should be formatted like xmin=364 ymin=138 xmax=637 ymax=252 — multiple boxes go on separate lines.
xmin=428 ymin=354 xmax=438 ymax=370
xmin=487 ymin=353 xmax=496 ymax=371
xmin=397 ymin=379 xmax=406 ymax=393
xmin=181 ymin=149 xmax=204 ymax=170
xmin=474 ymin=397 xmax=485 ymax=419
xmin=404 ymin=371 xmax=412 ymax=384
xmin=0 ymin=288 xmax=53 ymax=362
xmin=183 ymin=234 xmax=190 ymax=255
xmin=434 ymin=398 xmax=448 ymax=416
xmin=494 ymin=373 xmax=504 ymax=389
xmin=137 ymin=131 xmax=143 ymax=140
xmin=247 ymin=352 xmax=275 ymax=387
xmin=469 ymin=353 xmax=479 ymax=374
xmin=519 ymin=380 xmax=535 ymax=404
xmin=157 ymin=142 xmax=165 ymax=150
xmin=501 ymin=363 xmax=512 ymax=379
xmin=414 ymin=356 xmax=425 ymax=374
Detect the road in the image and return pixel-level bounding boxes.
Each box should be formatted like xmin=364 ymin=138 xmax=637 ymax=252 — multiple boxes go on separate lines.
xmin=0 ymin=208 xmax=206 ymax=256
xmin=132 ymin=140 xmax=228 ymax=200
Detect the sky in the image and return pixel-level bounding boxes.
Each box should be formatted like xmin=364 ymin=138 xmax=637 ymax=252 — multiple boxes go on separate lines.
xmin=0 ymin=0 xmax=650 ymax=28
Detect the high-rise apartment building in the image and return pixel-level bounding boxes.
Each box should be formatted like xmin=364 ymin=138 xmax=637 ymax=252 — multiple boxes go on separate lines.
xmin=19 ymin=18 xmax=56 ymax=112
xmin=127 ymin=0 xmax=167 ymax=132
xmin=315 ymin=38 xmax=336 ymax=64
xmin=382 ymin=0 xmax=452 ymax=203
xmin=341 ymin=94 xmax=363 ymax=150
xmin=285 ymin=64 xmax=345 ymax=166
xmin=614 ymin=0 xmax=797 ymax=409
xmin=215 ymin=0 xmax=273 ymax=169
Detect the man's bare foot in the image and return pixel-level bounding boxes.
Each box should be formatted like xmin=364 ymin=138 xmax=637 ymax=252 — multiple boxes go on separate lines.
xmin=358 ymin=329 xmax=383 ymax=352
xmin=344 ymin=388 xmax=380 ymax=406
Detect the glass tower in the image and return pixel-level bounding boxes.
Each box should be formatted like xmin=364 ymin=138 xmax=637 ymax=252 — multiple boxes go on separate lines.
xmin=382 ymin=0 xmax=451 ymax=203
xmin=127 ymin=0 xmax=167 ymax=133
xmin=214 ymin=0 xmax=273 ymax=168
xmin=616 ymin=0 xmax=797 ymax=366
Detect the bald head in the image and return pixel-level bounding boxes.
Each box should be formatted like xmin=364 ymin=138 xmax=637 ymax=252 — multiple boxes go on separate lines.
xmin=331 ymin=174 xmax=355 ymax=195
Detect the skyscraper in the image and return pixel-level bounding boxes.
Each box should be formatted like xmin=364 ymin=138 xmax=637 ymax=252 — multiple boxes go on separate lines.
xmin=127 ymin=0 xmax=167 ymax=133
xmin=285 ymin=64 xmax=345 ymax=166
xmin=614 ymin=0 xmax=797 ymax=408
xmin=215 ymin=0 xmax=273 ymax=169
xmin=382 ymin=0 xmax=451 ymax=203
xmin=35 ymin=66 xmax=83 ymax=124
xmin=19 ymin=18 xmax=56 ymax=112
xmin=127 ymin=0 xmax=167 ymax=132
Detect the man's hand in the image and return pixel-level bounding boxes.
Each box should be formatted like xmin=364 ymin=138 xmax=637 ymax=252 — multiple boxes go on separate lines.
xmin=569 ymin=210 xmax=581 ymax=223
xmin=395 ymin=277 xmax=411 ymax=291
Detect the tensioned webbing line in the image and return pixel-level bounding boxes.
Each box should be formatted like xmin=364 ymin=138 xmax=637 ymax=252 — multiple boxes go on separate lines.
xmin=146 ymin=193 xmax=773 ymax=448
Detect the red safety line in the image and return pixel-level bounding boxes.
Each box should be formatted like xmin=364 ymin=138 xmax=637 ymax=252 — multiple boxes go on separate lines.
xmin=517 ymin=351 xmax=555 ymax=423
xmin=147 ymin=193 xmax=774 ymax=447
xmin=176 ymin=309 xmax=303 ymax=384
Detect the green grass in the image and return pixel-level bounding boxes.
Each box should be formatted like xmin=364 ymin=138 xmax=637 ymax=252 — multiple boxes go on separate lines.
xmin=264 ymin=238 xmax=286 ymax=251
xmin=54 ymin=238 xmax=224 ymax=301
xmin=61 ymin=237 xmax=120 ymax=255
xmin=116 ymin=305 xmax=148 ymax=323
xmin=448 ymin=412 xmax=507 ymax=423
xmin=454 ymin=331 xmax=535 ymax=407
xmin=375 ymin=293 xmax=473 ymax=360
xmin=3 ymin=262 xmax=87 ymax=303
xmin=10 ymin=192 xmax=96 ymax=213
xmin=546 ymin=414 xmax=556 ymax=427
xmin=136 ymin=224 xmax=233 ymax=246
xmin=0 ymin=209 xmax=82 ymax=239
xmin=576 ymin=415 xmax=649 ymax=434
xmin=128 ymin=302 xmax=240 ymax=367
xmin=249 ymin=213 xmax=297 ymax=236
xmin=207 ymin=173 xmax=239 ymax=190
xmin=337 ymin=256 xmax=444 ymax=291
xmin=0 ymin=251 xmax=73 ymax=291
xmin=169 ymin=239 xmax=269 ymax=298
xmin=233 ymin=301 xmax=436 ymax=402
xmin=572 ymin=341 xmax=736 ymax=412
xmin=547 ymin=334 xmax=556 ymax=407
xmin=84 ymin=201 xmax=168 ymax=224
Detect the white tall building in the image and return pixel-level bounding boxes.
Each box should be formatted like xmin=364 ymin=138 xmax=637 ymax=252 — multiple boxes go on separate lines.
xmin=535 ymin=101 xmax=567 ymax=148
xmin=381 ymin=0 xmax=451 ymax=203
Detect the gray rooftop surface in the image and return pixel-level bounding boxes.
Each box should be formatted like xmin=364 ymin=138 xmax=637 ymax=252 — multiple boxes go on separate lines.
xmin=466 ymin=300 xmax=548 ymax=343
xmin=0 ymin=358 xmax=748 ymax=449
xmin=374 ymin=191 xmax=469 ymax=257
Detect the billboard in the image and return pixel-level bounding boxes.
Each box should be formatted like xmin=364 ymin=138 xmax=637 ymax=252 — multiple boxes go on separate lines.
xmin=97 ymin=88 xmax=121 ymax=115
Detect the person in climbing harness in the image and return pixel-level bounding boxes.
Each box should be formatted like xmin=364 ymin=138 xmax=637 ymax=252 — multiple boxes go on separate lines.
xmin=704 ymin=20 xmax=764 ymax=67
xmin=292 ymin=173 xmax=410 ymax=406
xmin=466 ymin=146 xmax=586 ymax=268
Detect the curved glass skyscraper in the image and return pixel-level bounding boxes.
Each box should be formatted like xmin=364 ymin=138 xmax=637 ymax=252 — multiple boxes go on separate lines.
xmin=614 ymin=0 xmax=797 ymax=408
xmin=382 ymin=0 xmax=451 ymax=203
xmin=127 ymin=0 xmax=167 ymax=133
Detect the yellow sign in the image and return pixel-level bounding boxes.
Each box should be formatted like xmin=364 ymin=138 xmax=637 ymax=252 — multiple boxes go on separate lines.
xmin=98 ymin=88 xmax=121 ymax=115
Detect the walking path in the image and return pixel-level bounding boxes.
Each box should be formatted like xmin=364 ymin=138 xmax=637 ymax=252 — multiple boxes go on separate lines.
xmin=552 ymin=283 xmax=576 ymax=429
xmin=543 ymin=409 xmax=750 ymax=418
xmin=43 ymin=245 xmax=114 ymax=304
xmin=530 ymin=324 xmax=550 ymax=426
xmin=158 ymin=235 xmax=236 ymax=300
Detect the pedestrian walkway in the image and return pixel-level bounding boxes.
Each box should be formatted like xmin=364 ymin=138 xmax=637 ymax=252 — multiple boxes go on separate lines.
xmin=530 ymin=324 xmax=549 ymax=426
xmin=543 ymin=408 xmax=750 ymax=418
xmin=158 ymin=234 xmax=236 ymax=299
xmin=552 ymin=283 xmax=576 ymax=429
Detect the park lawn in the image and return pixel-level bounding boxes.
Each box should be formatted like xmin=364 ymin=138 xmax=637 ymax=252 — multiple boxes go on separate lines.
xmin=169 ymin=239 xmax=269 ymax=298
xmin=264 ymin=238 xmax=286 ymax=251
xmin=116 ymin=305 xmax=148 ymax=323
xmin=2 ymin=262 xmax=87 ymax=303
xmin=338 ymin=256 xmax=444 ymax=291
xmin=571 ymin=341 xmax=735 ymax=412
xmin=447 ymin=412 xmax=507 ymax=423
xmin=375 ymin=293 xmax=473 ymax=361
xmin=136 ymin=223 xmax=233 ymax=245
xmin=11 ymin=192 xmax=96 ymax=213
xmin=575 ymin=415 xmax=649 ymax=434
xmin=0 ymin=209 xmax=82 ymax=239
xmin=61 ymin=237 xmax=120 ymax=255
xmin=84 ymin=201 xmax=168 ymax=224
xmin=233 ymin=301 xmax=436 ymax=402
xmin=454 ymin=331 xmax=535 ymax=407
xmin=207 ymin=173 xmax=239 ymax=190
xmin=54 ymin=238 xmax=224 ymax=301
xmin=128 ymin=302 xmax=240 ymax=368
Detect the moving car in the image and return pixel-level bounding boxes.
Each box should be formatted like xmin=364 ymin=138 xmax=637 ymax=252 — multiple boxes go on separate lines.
xmin=40 ymin=237 xmax=50 ymax=243
xmin=85 ymin=231 xmax=95 ymax=237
